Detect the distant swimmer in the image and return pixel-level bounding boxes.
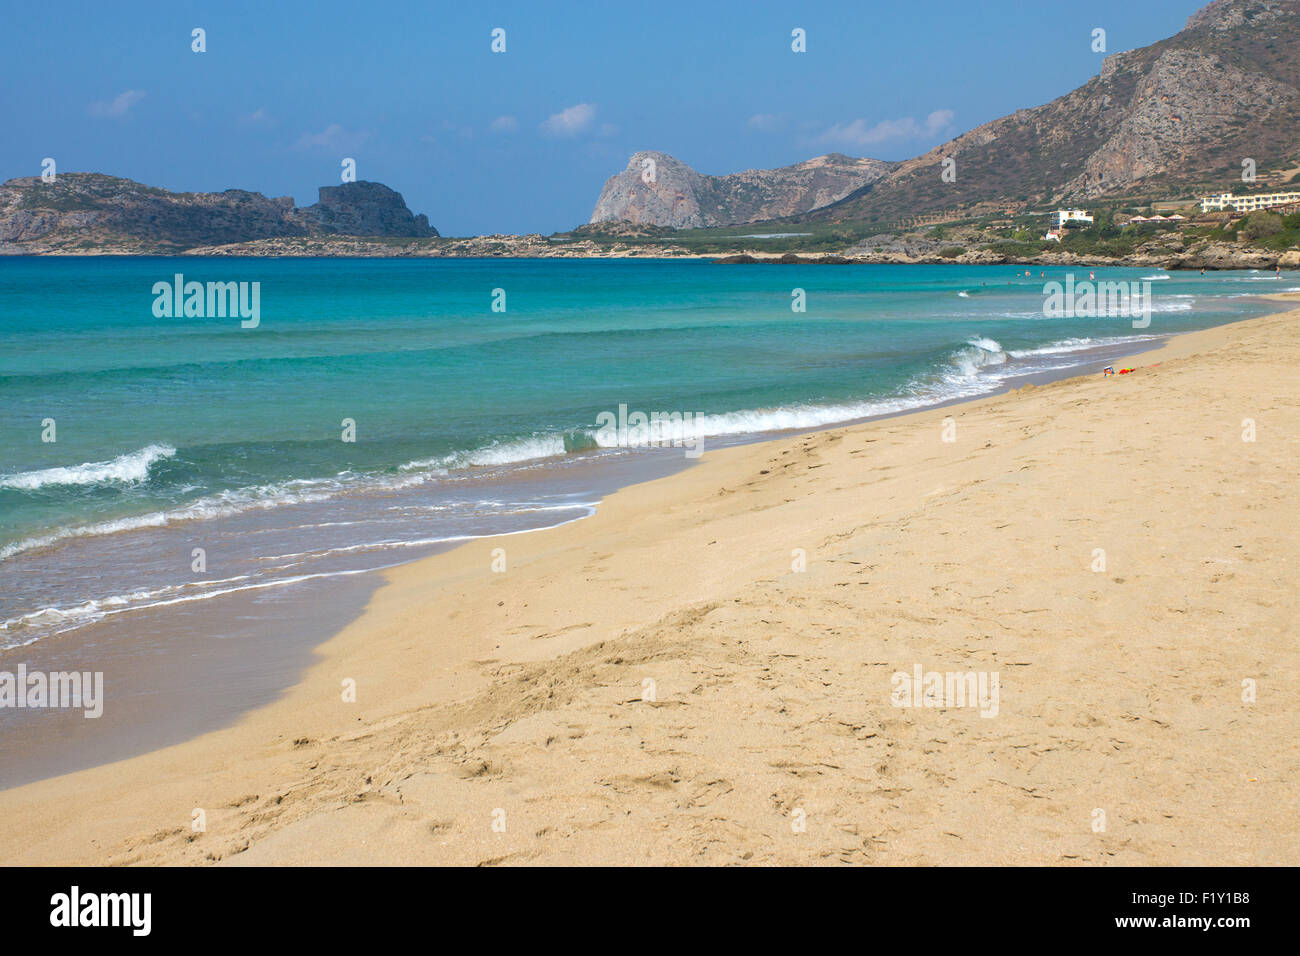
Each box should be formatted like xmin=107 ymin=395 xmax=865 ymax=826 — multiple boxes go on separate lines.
xmin=1089 ymin=270 xmax=1096 ymax=280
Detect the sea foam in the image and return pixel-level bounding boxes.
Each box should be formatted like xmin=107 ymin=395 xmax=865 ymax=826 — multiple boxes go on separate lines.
xmin=0 ymin=443 xmax=176 ymax=490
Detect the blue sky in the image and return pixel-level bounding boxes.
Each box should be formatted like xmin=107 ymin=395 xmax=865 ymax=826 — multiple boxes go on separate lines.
xmin=1 ymin=0 xmax=1209 ymax=236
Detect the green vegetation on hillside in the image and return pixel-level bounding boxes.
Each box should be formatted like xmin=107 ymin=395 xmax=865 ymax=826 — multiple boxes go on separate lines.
xmin=562 ymin=219 xmax=894 ymax=255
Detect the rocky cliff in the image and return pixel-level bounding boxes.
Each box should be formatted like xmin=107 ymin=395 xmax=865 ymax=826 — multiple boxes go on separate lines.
xmin=592 ymin=0 xmax=1300 ymax=231
xmin=0 ymin=174 xmax=437 ymax=253
xmin=589 ymin=152 xmax=892 ymax=228
xmin=799 ymin=0 xmax=1300 ymax=223
xmin=302 ymin=181 xmax=436 ymax=237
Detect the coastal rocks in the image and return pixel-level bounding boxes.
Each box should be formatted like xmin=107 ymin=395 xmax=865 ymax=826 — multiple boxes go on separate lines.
xmin=590 ymin=151 xmax=891 ymax=228
xmin=714 ymin=247 xmax=1008 ymax=266
xmin=297 ymin=182 xmax=438 ymax=238
xmin=713 ymin=253 xmax=861 ymax=265
xmin=843 ymin=234 xmax=942 ymax=259
xmin=180 ymin=233 xmax=695 ymax=259
xmin=0 ymin=172 xmax=439 ymax=253
xmin=1170 ymin=242 xmax=1282 ymax=270
xmin=710 ymin=232 xmax=1300 ymax=271
xmin=954 ymin=248 xmax=1011 ymax=265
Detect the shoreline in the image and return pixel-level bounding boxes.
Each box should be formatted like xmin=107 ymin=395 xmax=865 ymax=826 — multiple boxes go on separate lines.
xmin=1 ymin=299 xmax=1297 ymax=864
xmin=0 ymin=448 xmax=699 ymax=789
xmin=7 ymin=249 xmax=1300 ymax=271
xmin=0 ymin=328 xmax=1183 ymax=790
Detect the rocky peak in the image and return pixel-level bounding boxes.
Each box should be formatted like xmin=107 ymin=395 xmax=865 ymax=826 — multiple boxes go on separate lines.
xmin=590 ymin=151 xmax=892 ymax=228
xmin=300 ymin=181 xmax=437 ymax=238
xmin=788 ymin=0 xmax=1300 ymax=225
xmin=1186 ymin=0 xmax=1286 ymax=31
xmin=589 ymin=153 xmax=706 ymax=229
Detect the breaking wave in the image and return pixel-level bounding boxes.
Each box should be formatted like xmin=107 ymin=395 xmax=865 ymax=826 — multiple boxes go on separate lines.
xmin=0 ymin=444 xmax=176 ymax=490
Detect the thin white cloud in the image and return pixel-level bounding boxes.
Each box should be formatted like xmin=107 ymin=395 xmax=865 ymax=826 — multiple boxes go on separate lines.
xmin=490 ymin=115 xmax=519 ymax=133
xmin=817 ymin=109 xmax=955 ymax=148
xmin=925 ymin=109 xmax=956 ymax=132
xmin=295 ymin=123 xmax=370 ymax=151
xmin=747 ymin=113 xmax=786 ymax=132
xmin=241 ymin=107 xmax=273 ymax=125
xmin=88 ymin=90 xmax=145 ymax=118
xmin=540 ymin=103 xmax=596 ymax=137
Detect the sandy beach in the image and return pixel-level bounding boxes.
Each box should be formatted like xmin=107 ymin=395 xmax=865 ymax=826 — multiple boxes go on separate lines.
xmin=1 ymin=300 xmax=1297 ymax=867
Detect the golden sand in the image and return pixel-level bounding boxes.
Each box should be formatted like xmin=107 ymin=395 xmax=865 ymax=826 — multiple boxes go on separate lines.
xmin=2 ymin=303 xmax=1297 ymax=865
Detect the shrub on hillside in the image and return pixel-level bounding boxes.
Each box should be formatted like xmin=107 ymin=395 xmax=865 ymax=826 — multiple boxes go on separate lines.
xmin=1240 ymin=211 xmax=1283 ymax=240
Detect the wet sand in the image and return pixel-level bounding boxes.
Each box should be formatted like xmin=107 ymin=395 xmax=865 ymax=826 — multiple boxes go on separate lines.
xmin=0 ymin=448 xmax=699 ymax=789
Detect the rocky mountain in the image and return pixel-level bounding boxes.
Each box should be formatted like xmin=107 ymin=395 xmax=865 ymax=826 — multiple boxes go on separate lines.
xmin=799 ymin=0 xmax=1300 ymax=224
xmin=304 ymin=181 xmax=436 ymax=238
xmin=589 ymin=151 xmax=892 ymax=228
xmin=591 ymin=0 xmax=1300 ymax=231
xmin=0 ymin=174 xmax=437 ymax=253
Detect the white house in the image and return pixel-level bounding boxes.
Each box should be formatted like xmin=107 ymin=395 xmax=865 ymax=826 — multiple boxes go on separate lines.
xmin=1050 ymin=208 xmax=1094 ymax=229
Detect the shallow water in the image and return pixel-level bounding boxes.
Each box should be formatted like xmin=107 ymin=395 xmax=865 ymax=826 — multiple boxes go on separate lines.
xmin=0 ymin=258 xmax=1288 ymax=650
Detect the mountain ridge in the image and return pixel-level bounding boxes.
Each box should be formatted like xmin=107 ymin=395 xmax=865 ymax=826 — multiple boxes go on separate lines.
xmin=589 ymin=151 xmax=893 ymax=228
xmin=592 ymin=0 xmax=1300 ymax=229
xmin=0 ymin=173 xmax=437 ymax=254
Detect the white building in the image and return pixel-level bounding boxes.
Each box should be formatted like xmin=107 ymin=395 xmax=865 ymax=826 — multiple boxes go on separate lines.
xmin=1199 ymin=191 xmax=1300 ymax=214
xmin=1050 ymin=208 xmax=1094 ymax=228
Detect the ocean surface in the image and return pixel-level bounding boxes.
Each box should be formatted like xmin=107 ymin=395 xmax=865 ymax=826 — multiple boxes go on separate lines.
xmin=0 ymin=257 xmax=1291 ymax=651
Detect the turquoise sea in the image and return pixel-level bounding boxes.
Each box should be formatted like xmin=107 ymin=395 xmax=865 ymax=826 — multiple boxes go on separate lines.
xmin=0 ymin=257 xmax=1292 ymax=649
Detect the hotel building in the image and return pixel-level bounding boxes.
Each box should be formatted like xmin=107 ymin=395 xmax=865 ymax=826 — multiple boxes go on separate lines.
xmin=1198 ymin=191 xmax=1300 ymax=214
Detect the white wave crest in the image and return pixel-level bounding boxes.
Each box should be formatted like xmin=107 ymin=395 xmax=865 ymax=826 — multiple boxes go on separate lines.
xmin=948 ymin=337 xmax=1008 ymax=379
xmin=400 ymin=435 xmax=569 ymax=472
xmin=0 ymin=444 xmax=176 ymax=490
xmin=1007 ymin=334 xmax=1158 ymax=358
xmin=0 ymin=472 xmax=434 ymax=561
